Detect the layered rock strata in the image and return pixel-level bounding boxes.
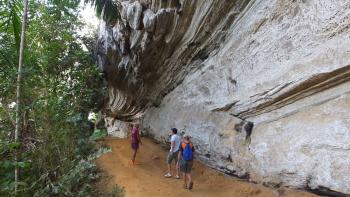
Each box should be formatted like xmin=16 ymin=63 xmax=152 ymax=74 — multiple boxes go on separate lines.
xmin=97 ymin=0 xmax=350 ymax=194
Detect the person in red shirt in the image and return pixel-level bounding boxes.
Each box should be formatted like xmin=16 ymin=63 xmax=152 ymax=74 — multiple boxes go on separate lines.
xmin=130 ymin=124 xmax=142 ymax=165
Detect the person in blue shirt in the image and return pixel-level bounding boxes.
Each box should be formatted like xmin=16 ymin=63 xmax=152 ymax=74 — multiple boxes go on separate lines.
xmin=177 ymin=134 xmax=195 ymax=190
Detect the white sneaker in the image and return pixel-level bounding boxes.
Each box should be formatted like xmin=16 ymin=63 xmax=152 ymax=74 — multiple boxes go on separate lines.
xmin=175 ymin=175 xmax=180 ymax=179
xmin=164 ymin=173 xmax=172 ymax=178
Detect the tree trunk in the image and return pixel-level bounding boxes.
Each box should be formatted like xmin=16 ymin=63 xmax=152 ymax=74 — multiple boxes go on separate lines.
xmin=15 ymin=0 xmax=29 ymax=193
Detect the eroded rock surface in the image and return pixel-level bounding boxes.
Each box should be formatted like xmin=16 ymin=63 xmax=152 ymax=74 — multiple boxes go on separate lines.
xmin=97 ymin=0 xmax=350 ymax=194
xmin=105 ymin=117 xmax=129 ymax=138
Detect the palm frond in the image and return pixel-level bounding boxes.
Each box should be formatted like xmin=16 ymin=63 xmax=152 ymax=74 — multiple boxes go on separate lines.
xmin=84 ymin=0 xmax=121 ymax=24
xmin=11 ymin=8 xmax=21 ymax=49
xmin=0 ymin=0 xmax=22 ymax=50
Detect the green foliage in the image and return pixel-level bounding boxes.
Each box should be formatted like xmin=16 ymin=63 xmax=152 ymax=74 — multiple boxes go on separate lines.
xmin=106 ymin=185 xmax=125 ymax=197
xmin=31 ymin=148 xmax=110 ymax=197
xmin=0 ymin=0 xmax=22 ymax=49
xmin=0 ymin=0 xmax=110 ymax=196
xmin=89 ymin=129 xmax=108 ymax=141
xmin=84 ymin=0 xmax=121 ymax=24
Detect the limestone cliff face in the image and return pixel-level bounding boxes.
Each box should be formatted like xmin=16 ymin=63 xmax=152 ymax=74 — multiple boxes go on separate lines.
xmin=97 ymin=0 xmax=350 ymax=194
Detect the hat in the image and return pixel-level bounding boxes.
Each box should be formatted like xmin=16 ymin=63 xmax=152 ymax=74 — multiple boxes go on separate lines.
xmin=183 ymin=134 xmax=191 ymax=139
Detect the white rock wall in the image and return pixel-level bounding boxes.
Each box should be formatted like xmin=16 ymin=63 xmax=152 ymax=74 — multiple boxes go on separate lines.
xmin=250 ymin=88 xmax=350 ymax=192
xmin=105 ymin=117 xmax=129 ymax=138
xmin=142 ymin=0 xmax=350 ymax=194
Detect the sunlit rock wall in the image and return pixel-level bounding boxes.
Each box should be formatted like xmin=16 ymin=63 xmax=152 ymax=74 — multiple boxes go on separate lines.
xmin=98 ymin=0 xmax=350 ymax=194
xmin=105 ymin=117 xmax=129 ymax=138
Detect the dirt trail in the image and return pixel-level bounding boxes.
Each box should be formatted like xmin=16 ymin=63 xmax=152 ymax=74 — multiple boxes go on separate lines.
xmin=95 ymin=137 xmax=318 ymax=197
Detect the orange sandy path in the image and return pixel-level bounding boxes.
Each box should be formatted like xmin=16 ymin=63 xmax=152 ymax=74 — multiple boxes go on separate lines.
xmin=95 ymin=137 xmax=318 ymax=197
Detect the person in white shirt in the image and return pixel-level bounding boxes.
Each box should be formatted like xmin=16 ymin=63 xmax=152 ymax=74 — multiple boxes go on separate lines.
xmin=164 ymin=128 xmax=181 ymax=178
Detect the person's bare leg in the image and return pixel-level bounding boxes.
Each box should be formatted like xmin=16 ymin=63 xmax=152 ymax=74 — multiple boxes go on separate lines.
xmin=187 ymin=173 xmax=193 ymax=189
xmin=176 ymin=165 xmax=180 ymax=177
xmin=167 ymin=164 xmax=171 ymax=174
xmin=183 ymin=172 xmax=187 ymax=188
xmin=132 ymin=149 xmax=137 ymax=164
xmin=187 ymin=173 xmax=192 ymax=184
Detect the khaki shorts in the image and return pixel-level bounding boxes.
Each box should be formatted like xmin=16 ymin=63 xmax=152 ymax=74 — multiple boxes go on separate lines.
xmin=166 ymin=151 xmax=179 ymax=164
xmin=179 ymin=158 xmax=193 ymax=173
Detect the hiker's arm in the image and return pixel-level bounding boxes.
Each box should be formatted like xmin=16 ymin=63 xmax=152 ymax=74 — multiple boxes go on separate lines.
xmin=129 ymin=130 xmax=132 ymax=142
xmin=138 ymin=132 xmax=142 ymax=145
xmin=177 ymin=147 xmax=182 ymax=161
xmin=192 ymin=146 xmax=195 ymax=159
xmin=170 ymin=140 xmax=175 ymax=152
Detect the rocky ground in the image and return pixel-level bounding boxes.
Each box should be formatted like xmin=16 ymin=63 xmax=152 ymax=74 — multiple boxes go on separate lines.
xmin=94 ymin=137 xmax=318 ymax=197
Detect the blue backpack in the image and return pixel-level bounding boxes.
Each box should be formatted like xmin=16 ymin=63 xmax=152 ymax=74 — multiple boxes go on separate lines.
xmin=181 ymin=142 xmax=193 ymax=161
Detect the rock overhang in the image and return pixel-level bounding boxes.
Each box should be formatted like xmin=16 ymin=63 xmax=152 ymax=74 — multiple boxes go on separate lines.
xmin=96 ymin=0 xmax=252 ymax=120
xmin=97 ymin=0 xmax=350 ymax=194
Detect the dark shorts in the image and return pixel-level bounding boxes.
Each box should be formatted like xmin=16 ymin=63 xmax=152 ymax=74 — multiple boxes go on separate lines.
xmin=166 ymin=151 xmax=179 ymax=164
xmin=179 ymin=158 xmax=193 ymax=173
xmin=131 ymin=143 xmax=139 ymax=150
